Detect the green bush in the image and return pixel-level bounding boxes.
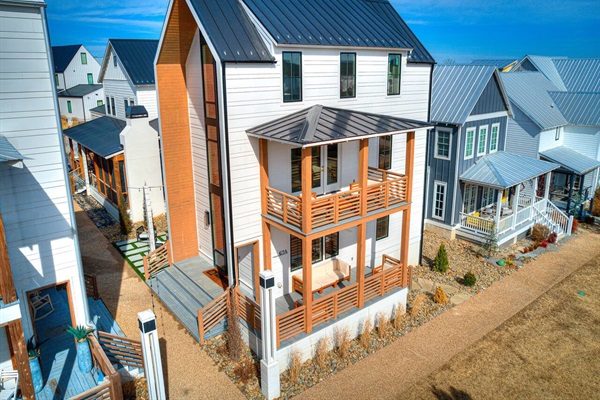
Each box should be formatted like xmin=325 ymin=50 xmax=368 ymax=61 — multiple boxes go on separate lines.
xmin=433 ymin=243 xmax=449 ymax=273
xmin=463 ymin=271 xmax=477 ymax=286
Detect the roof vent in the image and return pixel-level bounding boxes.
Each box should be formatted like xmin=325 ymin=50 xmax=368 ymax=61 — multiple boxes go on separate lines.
xmin=126 ymin=105 xmax=148 ymax=119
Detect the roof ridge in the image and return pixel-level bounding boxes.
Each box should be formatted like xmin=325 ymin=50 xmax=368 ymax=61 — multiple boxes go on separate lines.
xmin=300 ymin=105 xmax=323 ymax=143
xmin=483 ymin=155 xmax=508 ymax=188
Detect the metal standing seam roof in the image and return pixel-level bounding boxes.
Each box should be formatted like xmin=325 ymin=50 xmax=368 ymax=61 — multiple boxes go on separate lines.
xmin=540 ymin=147 xmax=600 ymax=176
xmin=52 ymin=45 xmax=81 ymax=73
xmin=57 ymin=84 xmax=103 ymax=97
xmin=187 ymin=0 xmax=274 ymax=63
xmin=246 ymin=105 xmax=432 ymax=147
xmin=90 ymin=105 xmax=106 ymax=115
xmin=549 ymin=92 xmax=600 ymax=127
xmin=0 ymin=135 xmax=24 ymax=163
xmin=469 ymin=59 xmax=518 ymax=69
xmin=518 ymin=55 xmax=568 ymax=91
xmin=431 ymin=65 xmax=499 ymax=125
xmin=108 ymin=39 xmax=159 ymax=85
xmin=242 ymin=0 xmax=434 ymax=64
xmin=553 ymin=58 xmax=600 ymax=93
xmin=500 ymin=72 xmax=567 ymax=130
xmin=62 ymin=117 xmax=125 ymax=158
xmin=460 ymin=152 xmax=560 ymax=189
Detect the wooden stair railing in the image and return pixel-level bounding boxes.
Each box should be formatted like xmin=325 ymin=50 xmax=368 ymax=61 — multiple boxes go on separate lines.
xmin=142 ymin=241 xmax=171 ymax=280
xmin=98 ymin=331 xmax=144 ymax=369
xmin=235 ymin=287 xmax=261 ymax=333
xmin=198 ymin=290 xmax=229 ymax=344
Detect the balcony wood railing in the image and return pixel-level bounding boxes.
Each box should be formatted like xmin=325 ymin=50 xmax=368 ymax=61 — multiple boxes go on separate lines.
xmin=235 ymin=288 xmax=261 ymax=333
xmin=265 ymin=168 xmax=408 ymax=230
xmin=143 ymin=241 xmax=171 ymax=280
xmin=198 ymin=290 xmax=229 ymax=344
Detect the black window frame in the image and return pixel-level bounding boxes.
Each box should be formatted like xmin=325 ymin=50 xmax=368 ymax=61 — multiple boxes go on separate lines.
xmin=376 ymin=216 xmax=389 ymax=241
xmin=387 ymin=54 xmax=402 ymax=95
xmin=105 ymin=96 xmax=110 ymax=114
xmin=379 ymin=135 xmax=393 ymax=170
xmin=282 ymin=52 xmax=302 ymax=103
xmin=110 ymin=97 xmax=116 ymax=116
xmin=340 ymin=52 xmax=356 ymax=99
xmin=291 ymin=147 xmax=320 ymax=193
xmin=290 ymin=233 xmax=340 ymax=272
xmin=113 ymin=52 xmax=117 ymax=67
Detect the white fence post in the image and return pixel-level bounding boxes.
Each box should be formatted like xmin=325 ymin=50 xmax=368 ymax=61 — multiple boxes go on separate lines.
xmin=138 ymin=310 xmax=166 ymax=400
xmin=567 ymin=216 xmax=574 ymax=236
xmin=259 ymin=270 xmax=280 ymax=400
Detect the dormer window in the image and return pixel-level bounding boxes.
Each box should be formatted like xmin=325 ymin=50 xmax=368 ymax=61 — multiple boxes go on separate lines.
xmin=283 ymin=52 xmax=302 ymax=102
xmin=81 ymin=52 xmax=87 ymax=65
xmin=113 ymin=53 xmax=118 ymax=67
xmin=387 ymin=54 xmax=402 ymax=95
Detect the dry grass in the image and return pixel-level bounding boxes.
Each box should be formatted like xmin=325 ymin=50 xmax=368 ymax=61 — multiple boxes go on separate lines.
xmin=410 ymin=294 xmax=427 ymax=318
xmin=122 ymin=377 xmax=148 ymax=400
xmin=393 ymin=303 xmax=405 ymax=330
xmin=288 ymin=350 xmax=302 ymax=384
xmin=432 ymin=286 xmax=448 ymax=304
xmin=225 ymin=288 xmax=244 ymax=361
xmin=531 ymin=223 xmax=550 ymax=242
xmin=314 ymin=336 xmax=330 ymax=369
xmin=335 ymin=328 xmax=351 ymax=358
xmin=360 ymin=319 xmax=373 ymax=349
xmin=233 ymin=356 xmax=257 ymax=384
xmin=377 ymin=314 xmax=390 ymax=339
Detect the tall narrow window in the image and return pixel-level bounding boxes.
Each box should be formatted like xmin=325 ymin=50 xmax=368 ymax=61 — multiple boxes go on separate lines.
xmin=81 ymin=52 xmax=87 ymax=64
xmin=433 ymin=181 xmax=447 ymax=220
xmin=340 ymin=53 xmax=356 ymax=98
xmin=87 ymin=73 xmax=93 ymax=84
xmin=290 ymin=234 xmax=339 ymax=271
xmin=387 ymin=54 xmax=402 ymax=95
xmin=477 ymin=125 xmax=488 ymax=156
xmin=110 ymin=97 xmax=116 ymax=116
xmin=463 ymin=184 xmax=477 ymax=214
xmin=106 ymin=96 xmax=111 ymax=114
xmin=327 ymin=144 xmax=338 ymax=185
xmin=490 ymin=123 xmax=499 ymax=153
xmin=113 ymin=52 xmax=117 ymax=67
xmin=555 ymin=128 xmax=560 ymax=141
xmin=283 ymin=52 xmax=302 ymax=102
xmin=464 ymin=127 xmax=475 ymax=159
xmin=291 ymin=147 xmax=320 ymax=193
xmin=376 ymin=216 xmax=389 ymax=240
xmin=379 ymin=135 xmax=392 ymax=170
xmin=435 ymin=129 xmax=451 ymax=160
xmin=124 ymin=99 xmax=129 ymax=112
xmin=67 ymin=101 xmax=72 ymax=113
xmin=55 ymin=74 xmax=59 ymax=86
xmin=481 ymin=187 xmax=494 ymax=208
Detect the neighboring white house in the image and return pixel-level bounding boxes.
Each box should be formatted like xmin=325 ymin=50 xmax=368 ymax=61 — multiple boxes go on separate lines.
xmin=98 ymin=39 xmax=159 ymax=120
xmin=57 ymin=83 xmax=104 ymax=125
xmin=1 ymin=1 xmax=91 ymax=397
xmin=52 ymin=44 xmax=101 ymax=91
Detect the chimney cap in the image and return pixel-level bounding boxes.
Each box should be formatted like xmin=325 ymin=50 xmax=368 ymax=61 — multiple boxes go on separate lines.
xmin=126 ymin=105 xmax=148 ymax=119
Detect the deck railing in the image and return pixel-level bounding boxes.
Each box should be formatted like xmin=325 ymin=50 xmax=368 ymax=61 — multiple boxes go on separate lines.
xmin=459 ymin=213 xmax=495 ymax=235
xmin=276 ymin=261 xmax=411 ymax=347
xmin=198 ymin=290 xmax=229 ymax=344
xmin=84 ymin=273 xmax=99 ymax=300
xmin=98 ymin=331 xmax=144 ymax=370
xmin=143 ymin=241 xmax=171 ymax=280
xmin=235 ymin=288 xmax=261 ymax=333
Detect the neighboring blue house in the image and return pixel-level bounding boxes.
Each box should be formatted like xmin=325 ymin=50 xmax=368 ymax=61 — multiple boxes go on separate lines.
xmin=425 ymin=65 xmax=570 ymax=245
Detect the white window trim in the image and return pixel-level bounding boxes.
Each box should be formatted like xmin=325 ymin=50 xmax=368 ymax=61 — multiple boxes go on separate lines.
xmin=489 ymin=123 xmax=500 ymax=154
xmin=433 ymin=181 xmax=447 ymax=221
xmin=434 ymin=127 xmax=452 ymax=160
xmin=477 ymin=125 xmax=489 ymax=157
xmin=463 ymin=184 xmax=477 ymax=214
xmin=464 ymin=127 xmax=476 ymax=160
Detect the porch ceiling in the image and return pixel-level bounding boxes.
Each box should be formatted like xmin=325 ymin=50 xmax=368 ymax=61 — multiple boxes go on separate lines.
xmin=460 ymin=151 xmax=559 ymax=189
xmin=62 ymin=116 xmax=125 ymax=158
xmin=246 ymin=105 xmax=432 ymax=148
xmin=0 ymin=135 xmax=24 ymax=163
xmin=540 ymin=146 xmax=600 ymax=176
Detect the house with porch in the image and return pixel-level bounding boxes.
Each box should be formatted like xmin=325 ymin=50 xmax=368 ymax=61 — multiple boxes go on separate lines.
xmin=425 ymin=64 xmax=570 ymax=245
xmin=146 ymin=0 xmax=433 ymax=375
xmin=501 ymin=59 xmax=600 ymax=219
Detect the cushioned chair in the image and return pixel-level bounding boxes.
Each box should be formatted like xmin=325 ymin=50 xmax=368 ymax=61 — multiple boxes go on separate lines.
xmin=0 ymin=369 xmax=19 ymax=400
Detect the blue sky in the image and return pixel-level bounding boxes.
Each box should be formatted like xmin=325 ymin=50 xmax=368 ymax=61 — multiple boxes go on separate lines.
xmin=46 ymin=0 xmax=600 ymax=63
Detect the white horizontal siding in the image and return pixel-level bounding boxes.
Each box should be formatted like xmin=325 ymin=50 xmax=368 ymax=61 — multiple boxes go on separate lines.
xmin=136 ymin=87 xmax=158 ymax=118
xmin=539 ymin=127 xmax=563 ymax=152
xmin=63 ymin=45 xmax=101 ymax=88
xmin=103 ymin=79 xmax=135 ymax=120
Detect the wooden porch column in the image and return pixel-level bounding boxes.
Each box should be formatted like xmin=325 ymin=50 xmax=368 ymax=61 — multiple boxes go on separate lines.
xmin=400 ymin=132 xmax=415 ymax=281
xmin=544 ymin=172 xmax=551 ymax=199
xmin=356 ymin=139 xmax=368 ymax=307
xmin=0 ymin=212 xmax=34 ymax=400
xmin=566 ymin=173 xmax=575 ymax=214
xmin=358 ymin=139 xmax=369 ymax=216
xmin=112 ymin=156 xmax=123 ymax=198
xmin=301 ymin=236 xmax=313 ymax=333
xmin=512 ymin=183 xmax=521 ymax=230
xmin=259 ymin=139 xmax=271 ymax=273
xmin=301 ymin=147 xmax=312 ymax=234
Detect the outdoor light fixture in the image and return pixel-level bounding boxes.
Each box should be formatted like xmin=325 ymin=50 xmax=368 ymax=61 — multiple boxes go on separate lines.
xmin=204 ymin=210 xmax=210 ymax=227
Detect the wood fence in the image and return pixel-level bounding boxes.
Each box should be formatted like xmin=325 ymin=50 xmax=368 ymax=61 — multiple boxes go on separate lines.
xmin=98 ymin=331 xmax=144 ymax=369
xmin=84 ymin=273 xmax=99 ymax=300
xmin=235 ymin=288 xmax=261 ymax=333
xmin=198 ymin=290 xmax=229 ymax=344
xmin=143 ymin=241 xmax=171 ymax=280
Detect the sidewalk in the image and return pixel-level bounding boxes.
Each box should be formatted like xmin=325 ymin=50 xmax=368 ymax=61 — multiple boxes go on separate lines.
xmin=74 ymin=202 xmax=244 ymax=400
xmin=297 ymin=229 xmax=600 ymax=400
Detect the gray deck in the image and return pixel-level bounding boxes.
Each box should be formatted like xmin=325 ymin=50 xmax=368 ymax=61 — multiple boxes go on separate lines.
xmin=148 ymin=255 xmax=226 ymax=342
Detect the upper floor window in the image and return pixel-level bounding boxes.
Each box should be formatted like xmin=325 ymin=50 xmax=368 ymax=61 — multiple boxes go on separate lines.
xmin=283 ymin=52 xmax=302 ymax=102
xmin=555 ymin=128 xmax=560 ymax=141
xmin=124 ymin=99 xmax=129 ymax=112
xmin=106 ymin=96 xmax=111 ymax=114
xmin=97 ymin=100 xmax=103 ymax=107
xmin=54 ymin=73 xmax=59 ymax=86
xmin=490 ymin=123 xmax=500 ymax=153
xmin=81 ymin=52 xmax=87 ymax=64
xmin=376 ymin=216 xmax=389 ymax=240
xmin=67 ymin=100 xmax=72 ymax=113
xmin=110 ymin=97 xmax=116 ymax=116
xmin=378 ymin=135 xmax=392 ymax=170
xmin=477 ymin=125 xmax=488 ymax=156
xmin=113 ymin=53 xmax=118 ymax=67
xmin=387 ymin=54 xmax=402 ymax=95
xmin=340 ymin=53 xmax=356 ymax=98
xmin=291 ymin=147 xmax=320 ymax=193
xmin=435 ymin=128 xmax=451 ymax=160
xmin=464 ymin=127 xmax=475 ymax=159
xmin=87 ymin=73 xmax=93 ymax=84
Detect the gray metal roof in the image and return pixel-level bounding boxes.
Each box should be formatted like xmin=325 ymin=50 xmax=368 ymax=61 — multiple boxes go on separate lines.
xmin=52 ymin=45 xmax=81 ymax=73
xmin=540 ymin=146 xmax=600 ymax=176
xmin=469 ymin=59 xmax=518 ymax=69
xmin=549 ymin=92 xmax=600 ymax=127
xmin=460 ymin=151 xmax=559 ymax=189
xmin=246 ymin=105 xmax=431 ymax=147
xmin=188 ymin=0 xmax=274 ymax=63
xmin=431 ymin=65 xmax=508 ymax=125
xmin=500 ymin=72 xmax=567 ymax=130
xmin=57 ymin=84 xmax=103 ymax=97
xmin=149 ymin=118 xmax=159 ymax=133
xmin=107 ymin=39 xmax=158 ymax=85
xmin=63 ymin=117 xmax=125 ymax=158
xmin=517 ymin=55 xmax=568 ymax=91
xmin=242 ymin=0 xmax=434 ymax=64
xmin=553 ymin=58 xmax=600 ymax=92
xmin=90 ymin=105 xmax=106 ymax=115
xmin=0 ymin=135 xmax=24 ymax=163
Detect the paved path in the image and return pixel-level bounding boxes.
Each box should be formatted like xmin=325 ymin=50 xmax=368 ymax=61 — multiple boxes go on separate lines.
xmin=297 ymin=229 xmax=600 ymax=400
xmin=75 ymin=202 xmax=244 ymax=400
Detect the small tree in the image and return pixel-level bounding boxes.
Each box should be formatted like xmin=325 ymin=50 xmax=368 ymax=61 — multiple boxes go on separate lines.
xmin=225 ymin=288 xmax=244 ymax=361
xmin=433 ymin=243 xmax=449 ymax=273
xmin=118 ymin=193 xmax=133 ymax=235
xmin=482 ymin=228 xmax=499 ymax=257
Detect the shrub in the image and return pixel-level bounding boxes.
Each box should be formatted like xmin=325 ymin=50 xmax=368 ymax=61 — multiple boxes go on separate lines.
xmin=377 ymin=313 xmax=389 ymax=339
xmin=410 ymin=294 xmax=427 ymax=318
xmin=548 ymin=232 xmax=558 ymax=244
xmin=118 ymin=193 xmax=133 ymax=235
xmin=463 ymin=271 xmax=477 ymax=287
xmin=482 ymin=229 xmax=499 ymax=257
xmin=335 ymin=328 xmax=351 ymax=358
xmin=225 ymin=289 xmax=244 ymax=361
xmin=314 ymin=336 xmax=330 ymax=369
xmin=571 ymin=219 xmax=579 ymax=233
xmin=288 ymin=350 xmax=302 ymax=383
xmin=393 ymin=303 xmax=405 ymax=330
xmin=531 ymin=223 xmax=550 ymax=242
xmin=433 ymin=243 xmax=449 ymax=273
xmin=540 ymin=240 xmax=548 ymax=248
xmin=234 ymin=356 xmax=257 ymax=384
xmin=360 ymin=319 xmax=373 ymax=349
xmin=505 ymin=257 xmax=515 ymax=267
xmin=593 ymin=188 xmax=600 ymax=216
xmin=433 ymin=286 xmax=449 ymax=304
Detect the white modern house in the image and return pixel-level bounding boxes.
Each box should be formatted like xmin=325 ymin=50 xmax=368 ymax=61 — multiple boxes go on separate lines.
xmin=98 ymin=39 xmax=159 ymax=120
xmin=1 ymin=1 xmax=91 ymax=398
xmin=57 ymin=83 xmax=104 ymax=126
xmin=52 ymin=44 xmax=101 ymax=91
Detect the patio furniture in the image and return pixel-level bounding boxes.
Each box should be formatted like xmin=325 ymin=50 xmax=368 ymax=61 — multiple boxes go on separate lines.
xmin=292 ymin=259 xmax=351 ymax=295
xmin=372 ymin=254 xmax=401 ymax=275
xmin=0 ymin=369 xmax=19 ymax=400
xmin=30 ymin=291 xmax=54 ymax=321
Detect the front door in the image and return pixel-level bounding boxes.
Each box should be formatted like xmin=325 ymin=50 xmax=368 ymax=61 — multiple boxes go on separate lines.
xmin=237 ymin=243 xmax=256 ymax=299
xmin=323 ymin=144 xmax=340 ymax=193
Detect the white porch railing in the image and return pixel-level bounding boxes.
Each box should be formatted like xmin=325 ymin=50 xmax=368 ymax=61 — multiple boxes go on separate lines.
xmin=515 ymin=206 xmax=531 ymax=226
xmin=459 ymin=213 xmax=495 ymax=235
xmin=496 ymin=214 xmax=513 ymax=234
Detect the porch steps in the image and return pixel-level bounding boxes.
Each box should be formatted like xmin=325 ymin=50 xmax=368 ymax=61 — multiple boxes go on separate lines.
xmin=148 ymin=267 xmax=226 ymax=342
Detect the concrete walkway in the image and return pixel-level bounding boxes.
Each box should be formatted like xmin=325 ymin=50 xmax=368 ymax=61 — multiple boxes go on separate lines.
xmin=74 ymin=202 xmax=244 ymax=400
xmin=297 ymin=229 xmax=600 ymax=400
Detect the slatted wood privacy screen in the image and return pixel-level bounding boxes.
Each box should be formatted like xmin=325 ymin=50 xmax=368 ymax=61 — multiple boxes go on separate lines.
xmin=143 ymin=241 xmax=171 ymax=280
xmin=236 ymin=288 xmax=261 ymax=333
xmin=98 ymin=332 xmax=144 ymax=369
xmin=198 ymin=290 xmax=229 ymax=344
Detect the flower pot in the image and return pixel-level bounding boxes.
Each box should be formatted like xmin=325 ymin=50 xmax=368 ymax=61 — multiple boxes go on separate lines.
xmin=29 ymin=356 xmax=44 ymax=393
xmin=77 ymin=340 xmax=93 ymax=374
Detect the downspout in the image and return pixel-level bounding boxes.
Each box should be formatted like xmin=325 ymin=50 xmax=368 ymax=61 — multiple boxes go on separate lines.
xmin=41 ymin=5 xmax=92 ymax=326
xmin=418 ymin=63 xmax=434 ymax=264
xmin=82 ymin=97 xmax=87 ymax=122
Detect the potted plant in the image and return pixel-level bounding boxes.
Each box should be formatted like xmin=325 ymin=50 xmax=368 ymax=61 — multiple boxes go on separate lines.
xmin=66 ymin=325 xmax=95 ymax=373
xmin=27 ymin=337 xmax=44 ymax=393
